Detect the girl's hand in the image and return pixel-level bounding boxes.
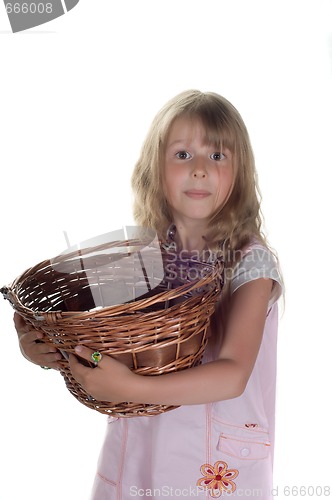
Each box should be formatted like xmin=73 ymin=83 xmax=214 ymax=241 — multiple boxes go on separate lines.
xmin=69 ymin=346 xmax=137 ymax=402
xmin=13 ymin=312 xmax=62 ymax=370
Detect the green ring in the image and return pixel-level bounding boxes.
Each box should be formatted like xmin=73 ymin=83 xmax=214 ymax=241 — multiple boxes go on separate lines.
xmin=91 ymin=351 xmax=102 ymax=365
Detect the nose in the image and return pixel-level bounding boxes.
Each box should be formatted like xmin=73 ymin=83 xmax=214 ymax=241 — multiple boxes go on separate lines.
xmin=192 ymin=159 xmax=207 ymax=178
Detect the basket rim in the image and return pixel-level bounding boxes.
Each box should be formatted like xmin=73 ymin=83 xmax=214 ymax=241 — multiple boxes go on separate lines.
xmin=2 ymin=259 xmax=223 ymax=321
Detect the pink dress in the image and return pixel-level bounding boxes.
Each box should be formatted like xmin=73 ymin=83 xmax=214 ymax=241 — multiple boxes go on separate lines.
xmin=90 ymin=242 xmax=283 ymax=499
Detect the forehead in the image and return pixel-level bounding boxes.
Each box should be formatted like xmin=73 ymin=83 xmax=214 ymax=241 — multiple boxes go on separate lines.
xmin=166 ymin=115 xmax=225 ymax=148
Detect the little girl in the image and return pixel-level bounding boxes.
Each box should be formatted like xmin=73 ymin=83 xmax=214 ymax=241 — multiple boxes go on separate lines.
xmin=15 ymin=90 xmax=283 ymax=499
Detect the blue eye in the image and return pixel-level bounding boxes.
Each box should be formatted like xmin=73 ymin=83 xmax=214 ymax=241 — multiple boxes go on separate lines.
xmin=176 ymin=151 xmax=191 ymax=160
xmin=210 ymin=152 xmax=226 ymax=161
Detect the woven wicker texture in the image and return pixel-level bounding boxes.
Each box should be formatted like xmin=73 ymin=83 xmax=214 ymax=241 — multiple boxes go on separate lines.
xmin=1 ymin=238 xmax=223 ymax=417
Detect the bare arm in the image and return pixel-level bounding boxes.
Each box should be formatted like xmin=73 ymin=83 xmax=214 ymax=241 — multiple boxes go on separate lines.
xmin=69 ymin=277 xmax=273 ymax=405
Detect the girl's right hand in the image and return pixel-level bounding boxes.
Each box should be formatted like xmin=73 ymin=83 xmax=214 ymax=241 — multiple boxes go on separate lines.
xmin=13 ymin=312 xmax=62 ymax=370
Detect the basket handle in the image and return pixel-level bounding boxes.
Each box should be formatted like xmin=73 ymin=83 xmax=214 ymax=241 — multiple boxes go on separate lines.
xmin=1 ymin=286 xmax=16 ymax=309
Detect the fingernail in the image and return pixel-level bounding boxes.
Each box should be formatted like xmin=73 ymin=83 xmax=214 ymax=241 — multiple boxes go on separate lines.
xmin=75 ymin=345 xmax=83 ymax=353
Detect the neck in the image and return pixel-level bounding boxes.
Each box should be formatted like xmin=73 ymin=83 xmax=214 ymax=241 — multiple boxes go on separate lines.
xmin=172 ymin=222 xmax=208 ymax=253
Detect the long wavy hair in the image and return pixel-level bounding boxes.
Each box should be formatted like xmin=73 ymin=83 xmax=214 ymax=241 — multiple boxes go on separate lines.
xmin=132 ymin=90 xmax=270 ymax=267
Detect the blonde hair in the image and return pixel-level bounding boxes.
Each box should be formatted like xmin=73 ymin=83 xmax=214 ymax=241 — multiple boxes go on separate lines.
xmin=132 ymin=89 xmax=269 ymax=267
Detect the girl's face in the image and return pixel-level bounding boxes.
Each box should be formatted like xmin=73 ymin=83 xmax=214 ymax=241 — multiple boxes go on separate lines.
xmin=164 ymin=116 xmax=234 ymax=229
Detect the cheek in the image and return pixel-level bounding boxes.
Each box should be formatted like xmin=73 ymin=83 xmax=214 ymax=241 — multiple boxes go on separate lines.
xmin=163 ymin=171 xmax=177 ymax=203
xmin=164 ymin=166 xmax=183 ymax=192
xmin=218 ymin=168 xmax=234 ymax=194
xmin=163 ymin=172 xmax=172 ymax=198
xmin=226 ymin=170 xmax=234 ymax=192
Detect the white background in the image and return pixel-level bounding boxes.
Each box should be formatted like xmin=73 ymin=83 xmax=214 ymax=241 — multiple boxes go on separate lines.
xmin=0 ymin=1 xmax=332 ymax=499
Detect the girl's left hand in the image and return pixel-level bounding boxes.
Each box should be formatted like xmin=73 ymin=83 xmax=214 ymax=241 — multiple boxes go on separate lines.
xmin=68 ymin=345 xmax=137 ymax=402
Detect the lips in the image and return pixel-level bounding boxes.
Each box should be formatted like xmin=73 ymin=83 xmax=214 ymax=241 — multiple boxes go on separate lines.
xmin=184 ymin=189 xmax=211 ymax=199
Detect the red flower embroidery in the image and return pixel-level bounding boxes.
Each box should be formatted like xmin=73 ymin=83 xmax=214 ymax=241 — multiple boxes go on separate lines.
xmin=197 ymin=460 xmax=239 ymax=497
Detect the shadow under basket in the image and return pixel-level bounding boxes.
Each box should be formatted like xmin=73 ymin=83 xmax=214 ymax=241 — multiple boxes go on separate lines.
xmin=1 ymin=239 xmax=223 ymax=417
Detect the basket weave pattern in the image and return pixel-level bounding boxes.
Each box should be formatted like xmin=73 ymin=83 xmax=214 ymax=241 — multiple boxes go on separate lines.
xmin=2 ymin=239 xmax=223 ymax=417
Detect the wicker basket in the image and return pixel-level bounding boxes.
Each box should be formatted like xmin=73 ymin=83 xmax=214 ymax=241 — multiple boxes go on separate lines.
xmin=1 ymin=238 xmax=223 ymax=417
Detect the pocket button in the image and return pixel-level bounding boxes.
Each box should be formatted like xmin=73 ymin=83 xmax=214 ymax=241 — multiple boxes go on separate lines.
xmin=240 ymin=447 xmax=250 ymax=457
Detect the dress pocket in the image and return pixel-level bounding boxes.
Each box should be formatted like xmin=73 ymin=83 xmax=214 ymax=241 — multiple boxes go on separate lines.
xmin=212 ymin=418 xmax=271 ymax=461
xmin=217 ymin=432 xmax=270 ymax=460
